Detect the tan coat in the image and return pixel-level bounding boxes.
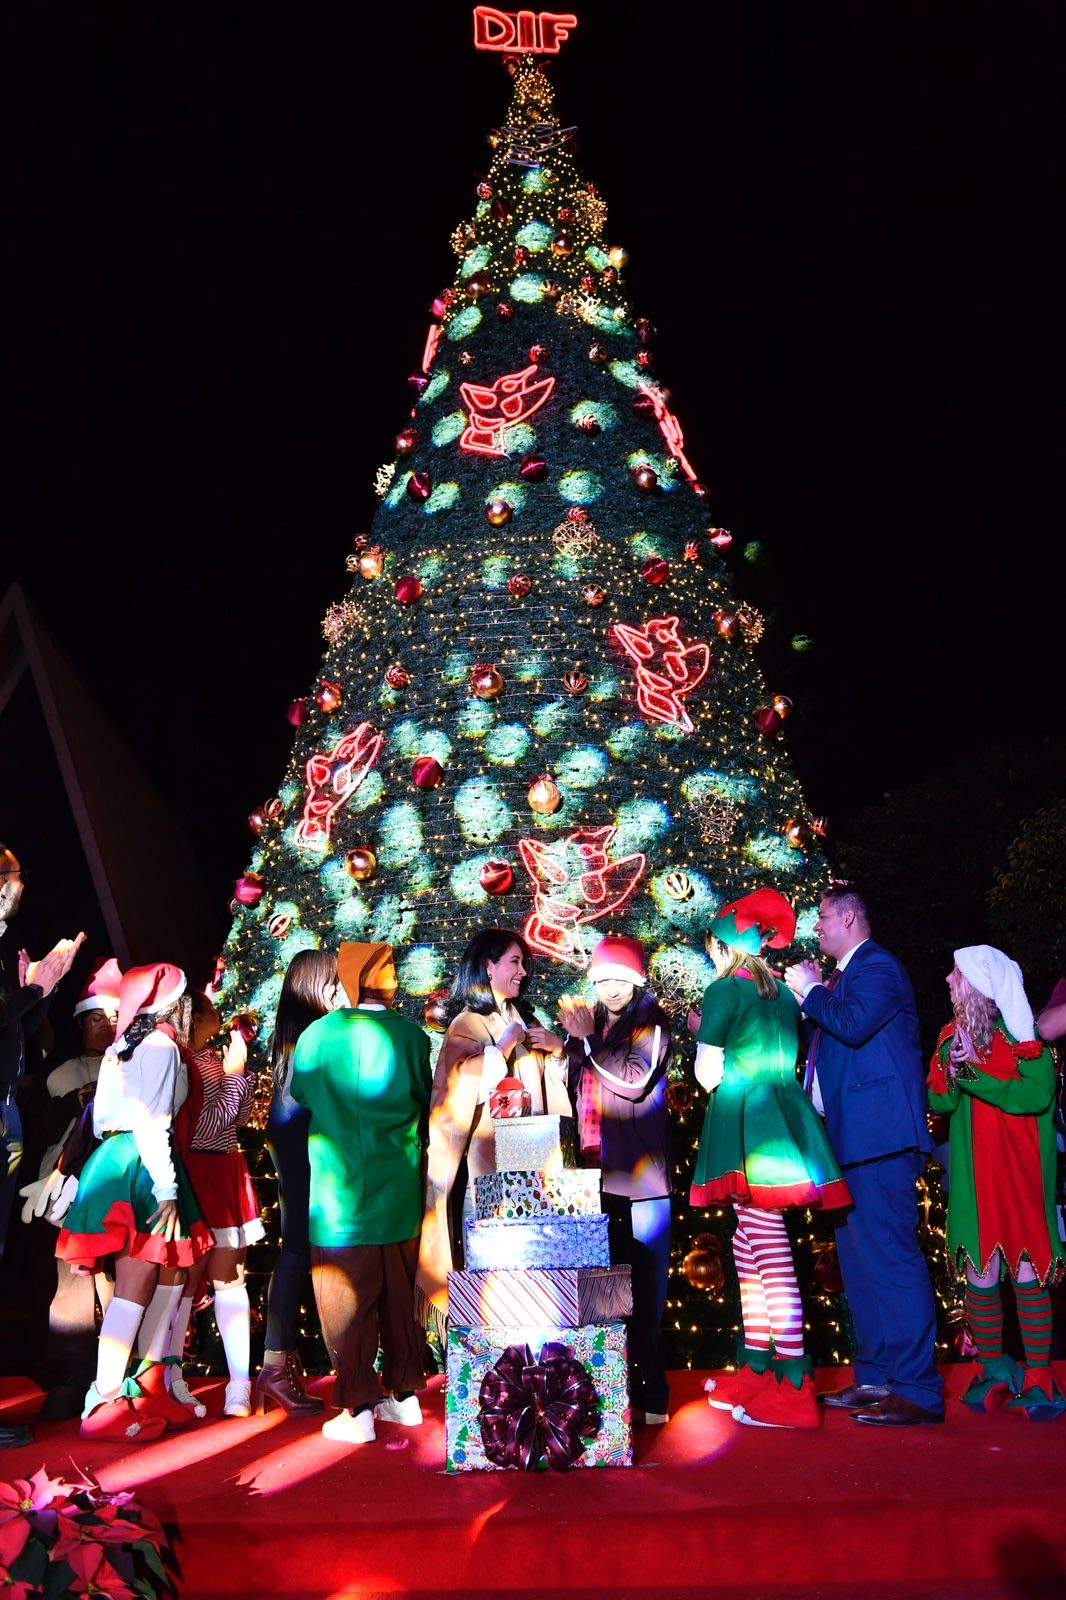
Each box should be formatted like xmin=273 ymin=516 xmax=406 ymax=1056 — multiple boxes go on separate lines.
xmin=415 ymin=1005 xmax=571 ymax=1322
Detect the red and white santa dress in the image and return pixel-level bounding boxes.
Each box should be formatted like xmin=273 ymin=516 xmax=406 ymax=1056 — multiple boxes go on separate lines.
xmin=176 ymin=1044 xmax=264 ymax=1247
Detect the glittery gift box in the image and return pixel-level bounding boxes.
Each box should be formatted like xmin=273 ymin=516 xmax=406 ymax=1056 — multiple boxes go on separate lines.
xmin=445 ymin=1322 xmax=632 ymax=1472
xmin=447 ymin=1265 xmax=633 ymax=1328
xmin=492 ymin=1114 xmax=577 ymax=1174
xmin=464 ymin=1213 xmax=610 ymax=1271
xmin=473 ymin=1168 xmax=602 ymax=1220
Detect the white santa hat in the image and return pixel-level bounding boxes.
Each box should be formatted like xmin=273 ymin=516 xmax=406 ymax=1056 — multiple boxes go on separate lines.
xmin=953 ymin=945 xmax=1035 ymax=1043
xmin=73 ymin=957 xmax=123 ymax=1017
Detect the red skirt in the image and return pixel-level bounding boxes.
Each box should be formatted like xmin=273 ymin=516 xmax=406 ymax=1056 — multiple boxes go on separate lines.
xmin=183 ymin=1148 xmax=265 ymax=1247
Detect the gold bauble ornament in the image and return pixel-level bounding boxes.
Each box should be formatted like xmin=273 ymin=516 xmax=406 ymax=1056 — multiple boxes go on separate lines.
xmin=528 ymin=775 xmax=562 ymax=815
xmin=663 ymin=871 xmax=693 ymax=901
xmin=344 ymin=847 xmax=377 ymax=881
xmin=485 ymin=499 xmax=513 ymax=527
xmin=470 ymin=663 xmax=505 ymax=700
xmin=357 ymin=546 xmax=385 ymax=580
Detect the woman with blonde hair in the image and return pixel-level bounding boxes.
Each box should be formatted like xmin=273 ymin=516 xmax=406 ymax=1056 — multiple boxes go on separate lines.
xmin=928 ymin=946 xmax=1064 ymax=1417
xmin=691 ymin=890 xmax=850 ymax=1430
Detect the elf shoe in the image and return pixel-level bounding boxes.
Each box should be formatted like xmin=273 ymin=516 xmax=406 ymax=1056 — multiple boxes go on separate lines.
xmin=705 ymin=1365 xmax=775 ymax=1414
xmin=736 ymin=1371 xmax=822 ymax=1430
xmin=133 ymin=1358 xmax=203 ymax=1426
xmin=80 ymin=1383 xmax=167 ymax=1443
xmin=1005 ymin=1366 xmax=1066 ymax=1421
xmin=960 ymin=1354 xmax=1024 ymax=1414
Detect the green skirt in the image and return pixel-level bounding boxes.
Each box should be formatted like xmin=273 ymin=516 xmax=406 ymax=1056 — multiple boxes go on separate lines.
xmin=56 ymin=1132 xmax=214 ymax=1271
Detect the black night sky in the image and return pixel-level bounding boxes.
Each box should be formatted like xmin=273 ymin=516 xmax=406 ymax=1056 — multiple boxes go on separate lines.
xmin=4 ymin=0 xmax=1063 ymax=980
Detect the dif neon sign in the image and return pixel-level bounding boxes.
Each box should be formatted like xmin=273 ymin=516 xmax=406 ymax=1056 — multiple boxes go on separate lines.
xmin=473 ymin=7 xmax=578 ymax=54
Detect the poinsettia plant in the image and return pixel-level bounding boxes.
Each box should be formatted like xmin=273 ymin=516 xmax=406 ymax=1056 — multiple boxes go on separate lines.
xmin=0 ymin=1466 xmax=174 ymax=1598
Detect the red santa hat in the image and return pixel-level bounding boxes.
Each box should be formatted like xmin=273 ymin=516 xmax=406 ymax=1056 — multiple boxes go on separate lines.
xmin=587 ymin=935 xmax=647 ymax=987
xmin=114 ymin=962 xmax=187 ymax=1044
xmin=73 ymin=957 xmax=124 ymax=1018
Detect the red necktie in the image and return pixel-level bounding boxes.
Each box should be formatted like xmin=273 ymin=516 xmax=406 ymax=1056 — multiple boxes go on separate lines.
xmin=803 ymin=967 xmax=842 ymax=1095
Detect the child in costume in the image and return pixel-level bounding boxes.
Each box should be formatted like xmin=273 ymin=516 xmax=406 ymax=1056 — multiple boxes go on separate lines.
xmin=55 ymin=963 xmax=213 ymax=1440
xmin=164 ymin=990 xmax=266 ymax=1419
xmin=691 ymin=890 xmax=851 ymax=1429
xmin=256 ymin=948 xmax=340 ymax=1417
xmin=558 ymin=935 xmax=673 ymax=1424
xmin=291 ymin=942 xmax=432 ymax=1444
xmin=928 ymin=945 xmax=1065 ymax=1417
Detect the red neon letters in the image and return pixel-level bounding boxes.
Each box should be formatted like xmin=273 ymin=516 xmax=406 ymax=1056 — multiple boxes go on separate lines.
xmin=611 ymin=616 xmax=712 ymax=733
xmin=518 ymin=826 xmax=646 ymax=968
xmin=473 ymin=8 xmax=577 ymax=54
xmin=459 ymin=364 xmax=556 ymax=455
xmin=637 ymin=382 xmax=699 ymax=484
xmin=294 ymin=721 xmax=383 ymax=850
xmin=422 ymin=323 xmax=443 ymax=374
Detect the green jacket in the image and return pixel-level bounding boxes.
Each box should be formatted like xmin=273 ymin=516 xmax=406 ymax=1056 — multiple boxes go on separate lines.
xmin=291 ymin=1006 xmax=431 ymax=1247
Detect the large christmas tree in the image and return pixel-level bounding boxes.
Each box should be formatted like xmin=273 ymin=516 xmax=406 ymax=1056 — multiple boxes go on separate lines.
xmin=217 ymin=34 xmax=839 ymax=1369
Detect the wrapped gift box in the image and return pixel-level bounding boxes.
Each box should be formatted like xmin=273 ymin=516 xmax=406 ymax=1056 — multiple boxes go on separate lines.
xmin=493 ymin=1114 xmax=576 ymax=1174
xmin=445 ymin=1321 xmax=632 ymax=1472
xmin=473 ymin=1168 xmax=602 ymax=1220
xmin=447 ymin=1264 xmax=633 ymax=1328
xmin=464 ymin=1213 xmax=610 ymax=1270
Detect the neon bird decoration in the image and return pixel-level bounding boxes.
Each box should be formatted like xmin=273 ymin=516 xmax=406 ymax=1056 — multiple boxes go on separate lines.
xmin=518 ymin=826 xmax=646 ymax=968
xmin=294 ymin=720 xmax=384 ymax=850
xmin=611 ymin=615 xmax=711 ymax=733
xmin=637 ymin=381 xmax=699 ymax=484
xmin=459 ymin=364 xmax=556 ymax=455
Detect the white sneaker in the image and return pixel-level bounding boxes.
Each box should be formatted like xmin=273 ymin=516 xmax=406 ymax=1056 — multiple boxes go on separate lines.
xmin=637 ymin=1410 xmax=669 ymax=1426
xmin=223 ymin=1379 xmax=252 ymax=1418
xmin=167 ymin=1374 xmax=208 ymax=1419
xmin=322 ymin=1408 xmax=376 ymax=1443
xmin=373 ymin=1394 xmax=423 ymax=1426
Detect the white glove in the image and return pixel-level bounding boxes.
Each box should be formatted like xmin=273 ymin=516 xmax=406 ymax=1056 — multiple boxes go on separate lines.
xmin=20 ymin=1168 xmax=77 ymax=1224
xmin=694 ymin=1043 xmax=725 ymax=1093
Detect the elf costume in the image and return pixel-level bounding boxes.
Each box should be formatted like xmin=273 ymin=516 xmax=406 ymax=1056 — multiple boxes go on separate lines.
xmin=691 ymin=889 xmax=851 ymax=1430
xmin=928 ymin=944 xmax=1065 ymax=1419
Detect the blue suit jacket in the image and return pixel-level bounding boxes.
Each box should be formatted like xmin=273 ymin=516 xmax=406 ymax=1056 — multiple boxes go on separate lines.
xmin=802 ymin=939 xmax=932 ymax=1167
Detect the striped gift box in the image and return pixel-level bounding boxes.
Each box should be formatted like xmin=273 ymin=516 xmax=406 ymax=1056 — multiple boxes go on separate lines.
xmin=464 ymin=1213 xmax=610 ymax=1270
xmin=473 ymin=1168 xmax=602 ymax=1220
xmin=447 ymin=1265 xmax=633 ymax=1328
xmin=492 ymin=1114 xmax=576 ymax=1174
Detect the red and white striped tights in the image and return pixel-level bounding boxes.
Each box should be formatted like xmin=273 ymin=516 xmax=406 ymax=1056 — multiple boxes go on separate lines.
xmin=731 ymin=1204 xmax=804 ymax=1359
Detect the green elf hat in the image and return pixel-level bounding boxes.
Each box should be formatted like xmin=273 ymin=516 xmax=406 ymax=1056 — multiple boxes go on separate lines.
xmin=708 ymin=888 xmax=797 ymax=955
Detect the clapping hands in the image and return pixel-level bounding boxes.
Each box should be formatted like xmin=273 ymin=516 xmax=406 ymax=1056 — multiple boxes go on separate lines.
xmin=21 ymin=932 xmax=87 ymax=997
xmin=558 ymin=994 xmax=596 ymax=1040
xmin=783 ymin=959 xmax=822 ymax=998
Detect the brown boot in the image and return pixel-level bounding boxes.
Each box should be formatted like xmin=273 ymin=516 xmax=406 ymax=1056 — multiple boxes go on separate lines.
xmin=255 ymin=1351 xmax=324 ymax=1416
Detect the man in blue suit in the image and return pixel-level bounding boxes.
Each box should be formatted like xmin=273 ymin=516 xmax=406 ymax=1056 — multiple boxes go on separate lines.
xmin=785 ymin=886 xmax=943 ymax=1426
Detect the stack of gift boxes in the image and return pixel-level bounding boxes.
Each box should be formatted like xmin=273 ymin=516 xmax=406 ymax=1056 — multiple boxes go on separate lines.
xmin=445 ymin=1111 xmax=634 ymax=1471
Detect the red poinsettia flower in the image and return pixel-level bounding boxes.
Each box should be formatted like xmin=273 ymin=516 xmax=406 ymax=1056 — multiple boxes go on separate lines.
xmin=53 ymin=1505 xmax=151 ymax=1560
xmin=0 ymin=1508 xmax=31 ymax=1568
xmin=0 ymin=1573 xmax=40 ymax=1599
xmin=64 ymin=1542 xmax=137 ymax=1599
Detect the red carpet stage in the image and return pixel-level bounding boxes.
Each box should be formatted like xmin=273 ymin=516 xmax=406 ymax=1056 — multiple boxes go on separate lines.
xmin=3 ymin=1366 xmax=1065 ymax=1599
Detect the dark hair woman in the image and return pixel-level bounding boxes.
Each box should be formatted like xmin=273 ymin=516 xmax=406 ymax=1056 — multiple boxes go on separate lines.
xmin=255 ymin=948 xmax=340 ymax=1416
xmin=416 ymin=928 xmax=570 ymax=1339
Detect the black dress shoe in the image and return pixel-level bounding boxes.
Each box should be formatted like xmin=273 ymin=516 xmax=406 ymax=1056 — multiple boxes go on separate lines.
xmin=819 ymin=1383 xmax=891 ymax=1410
xmin=853 ymin=1394 xmax=944 ymax=1427
xmin=0 ymin=1423 xmax=33 ymax=1449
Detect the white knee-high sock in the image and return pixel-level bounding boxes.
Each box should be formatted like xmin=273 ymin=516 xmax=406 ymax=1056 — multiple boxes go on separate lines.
xmin=96 ymin=1297 xmax=147 ymax=1397
xmin=136 ymin=1282 xmax=183 ymax=1361
xmin=213 ymin=1283 xmax=250 ymax=1383
xmin=165 ymin=1293 xmax=195 ymax=1378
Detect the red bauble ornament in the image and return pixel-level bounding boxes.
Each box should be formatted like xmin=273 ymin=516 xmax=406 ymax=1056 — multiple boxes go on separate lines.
xmin=551 ymin=232 xmax=573 ymax=256
xmin=810 ymin=815 xmax=829 ymax=838
xmin=562 ymin=670 xmax=588 ymax=696
xmin=232 ymin=873 xmax=264 ymax=909
xmin=485 ymin=499 xmax=513 ymax=528
xmin=344 ymin=846 xmax=377 ymax=881
xmin=636 ymin=349 xmax=654 ymax=369
xmin=247 ymin=806 xmax=267 ymax=835
xmin=470 ymin=663 xmax=505 ymax=700
xmin=476 ymin=180 xmax=493 ymax=199
xmin=423 ymin=989 xmax=451 ymax=1031
xmin=395 ymin=427 xmax=418 ymax=456
xmin=580 ymin=583 xmax=605 ymax=607
xmin=528 ymin=343 xmax=549 ymax=365
xmin=589 ymin=342 xmax=609 ymax=363
xmin=466 ymin=271 xmax=491 ymax=298
xmin=684 ymin=540 xmax=700 ymax=561
xmin=264 ymin=797 xmax=284 ymax=819
xmin=579 ymin=273 xmax=597 ymax=293
xmin=812 ymin=1242 xmax=844 ymax=1295
xmin=664 ymin=1079 xmax=694 ymax=1115
xmin=513 ymin=245 xmax=530 ymax=267
xmin=408 ymin=373 xmax=429 ymax=396
xmin=754 ymin=706 xmax=784 ymax=736
xmin=635 ymin=317 xmax=654 ymax=344
xmin=496 ymin=301 xmax=514 ymax=319
xmin=315 ymin=679 xmax=343 ymax=713
xmin=557 ymin=204 xmax=574 ymax=222
xmin=508 ymin=574 xmax=532 ymax=598
xmin=631 ymin=464 xmax=658 ymax=493
xmin=491 ymin=197 xmax=511 ymax=221
xmin=286 ymin=696 xmax=309 ymax=727
xmin=690 ymin=480 xmax=710 ymax=498
xmin=709 ymin=526 xmax=733 ymax=549
xmin=407 ymin=471 xmax=432 ymax=502
xmin=600 ymin=266 xmax=617 ymax=285
xmin=352 ymin=533 xmax=369 ymax=550
xmin=479 ymin=859 xmax=514 ymax=895
xmin=518 ymin=454 xmax=548 ymax=483
xmin=578 ymin=415 xmax=600 ymax=435
xmin=232 ymin=1011 xmax=261 ymax=1044
xmin=714 ymin=610 xmax=741 ymax=641
xmin=641 ymin=557 xmax=670 ymax=585
xmin=631 ymin=393 xmax=655 ymax=416
xmin=772 ymin=694 xmax=794 ymax=719
xmin=783 ymin=817 xmax=812 ymax=851
xmin=683 ymin=1234 xmax=724 ymax=1293
xmin=527 ymin=775 xmax=562 ymax=814
xmin=567 ymin=506 xmax=589 ymax=523
xmin=395 ymin=575 xmax=423 ymax=605
xmin=412 ymin=756 xmax=444 ymax=789
xmin=385 ymin=662 xmax=411 ymax=689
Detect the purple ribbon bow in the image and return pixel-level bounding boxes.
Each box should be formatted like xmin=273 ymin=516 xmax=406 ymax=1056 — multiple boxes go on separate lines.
xmin=478 ymin=1341 xmax=601 ymax=1471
